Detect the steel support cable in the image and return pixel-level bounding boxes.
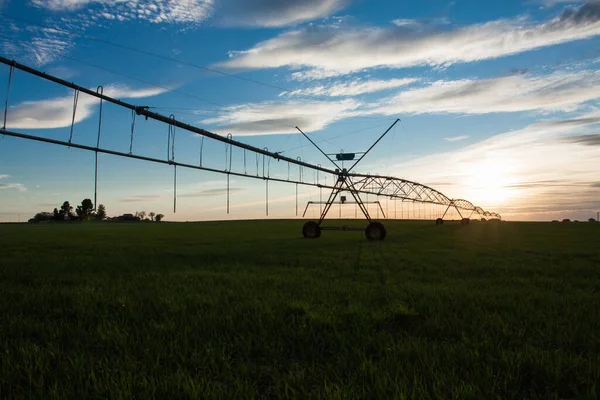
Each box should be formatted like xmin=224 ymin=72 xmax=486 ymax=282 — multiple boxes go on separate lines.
xmin=199 ymin=136 xmax=205 ymax=167
xmin=2 ymin=63 xmax=14 ymax=131
xmin=0 ymin=12 xmax=430 ymax=115
xmin=168 ymin=115 xmax=176 ymax=162
xmin=0 ymin=33 xmax=391 ymax=131
xmin=0 ymin=15 xmax=291 ymax=95
xmin=174 ymin=165 xmax=177 ymax=214
xmin=129 ymin=110 xmax=136 ymax=154
xmin=226 ymin=134 xmax=233 ymax=214
xmin=94 ymin=86 xmax=104 ymax=211
xmin=168 ymin=115 xmax=177 ymax=213
xmin=0 ymin=56 xmax=336 ymax=177
xmin=68 ymin=89 xmax=80 ymax=146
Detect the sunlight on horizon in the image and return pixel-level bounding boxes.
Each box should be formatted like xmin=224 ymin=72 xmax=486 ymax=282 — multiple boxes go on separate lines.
xmin=460 ymin=157 xmax=519 ymax=207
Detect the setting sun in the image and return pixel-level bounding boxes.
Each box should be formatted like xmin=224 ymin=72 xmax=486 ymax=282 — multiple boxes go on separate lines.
xmin=462 ymin=158 xmax=518 ymax=206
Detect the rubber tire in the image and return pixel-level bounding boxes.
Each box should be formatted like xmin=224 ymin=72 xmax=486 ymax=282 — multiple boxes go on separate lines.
xmin=461 ymin=218 xmax=470 ymax=225
xmin=365 ymin=221 xmax=387 ymax=241
xmin=302 ymin=221 xmax=321 ymax=239
xmin=436 ymin=218 xmax=444 ymax=225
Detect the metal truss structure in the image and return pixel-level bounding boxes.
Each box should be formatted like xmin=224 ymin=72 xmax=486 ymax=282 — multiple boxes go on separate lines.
xmin=0 ymin=56 xmax=501 ymax=240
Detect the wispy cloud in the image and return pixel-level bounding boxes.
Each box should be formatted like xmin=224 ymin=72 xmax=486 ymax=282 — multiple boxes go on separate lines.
xmin=6 ymin=84 xmax=169 ymax=129
xmin=533 ymin=0 xmax=584 ymax=8
xmin=369 ymin=70 xmax=600 ymax=116
xmin=122 ymin=188 xmax=246 ymax=203
xmin=217 ymin=0 xmax=350 ymax=27
xmin=0 ymin=183 xmax=26 ymax=191
xmin=219 ymin=2 xmax=600 ymax=78
xmin=561 ymin=133 xmax=600 ymax=145
xmin=121 ymin=195 xmax=162 ymax=203
xmin=199 ymin=69 xmax=600 ymax=136
xmin=201 ymin=99 xmax=361 ymax=135
xmin=283 ymin=78 xmax=418 ymax=97
xmin=0 ymin=26 xmax=76 ymax=66
xmin=0 ymin=174 xmax=9 ymax=179
xmin=444 ymin=135 xmax=469 ymax=142
xmin=179 ymin=188 xmax=246 ymax=197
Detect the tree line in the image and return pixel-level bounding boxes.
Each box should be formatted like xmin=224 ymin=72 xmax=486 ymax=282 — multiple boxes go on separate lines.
xmin=30 ymin=199 xmax=164 ymax=223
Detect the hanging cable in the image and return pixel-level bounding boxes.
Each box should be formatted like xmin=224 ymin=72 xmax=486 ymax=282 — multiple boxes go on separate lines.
xmin=173 ymin=165 xmax=177 ymax=213
xmin=199 ymin=136 xmax=205 ymax=167
xmin=225 ymin=133 xmax=233 ymax=172
xmin=168 ymin=115 xmax=176 ymax=162
xmin=262 ymin=148 xmax=268 ymax=178
xmin=266 ymin=179 xmax=269 ymax=217
xmin=255 ymin=153 xmax=260 ymax=176
xmin=94 ymin=86 xmax=104 ymax=211
xmin=226 ymin=134 xmax=233 ymax=214
xmin=3 ymin=63 xmax=14 ymax=131
xmin=129 ymin=109 xmax=136 ymax=154
xmin=297 ymin=157 xmax=303 ymax=182
xmin=68 ymin=89 xmax=80 ymax=145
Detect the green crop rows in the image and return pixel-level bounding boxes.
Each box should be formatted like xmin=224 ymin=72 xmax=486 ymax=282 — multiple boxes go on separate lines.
xmin=1 ymin=220 xmax=599 ymax=399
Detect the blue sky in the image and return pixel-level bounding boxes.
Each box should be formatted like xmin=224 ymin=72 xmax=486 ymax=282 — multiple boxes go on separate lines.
xmin=0 ymin=0 xmax=599 ymax=222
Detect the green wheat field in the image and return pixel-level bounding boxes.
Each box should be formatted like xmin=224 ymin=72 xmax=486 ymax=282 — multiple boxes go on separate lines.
xmin=1 ymin=220 xmax=599 ymax=399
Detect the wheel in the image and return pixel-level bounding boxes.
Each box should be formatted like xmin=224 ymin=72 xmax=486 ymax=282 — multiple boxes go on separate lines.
xmin=461 ymin=218 xmax=470 ymax=225
xmin=436 ymin=218 xmax=444 ymax=225
xmin=365 ymin=221 xmax=386 ymax=241
xmin=302 ymin=221 xmax=321 ymax=239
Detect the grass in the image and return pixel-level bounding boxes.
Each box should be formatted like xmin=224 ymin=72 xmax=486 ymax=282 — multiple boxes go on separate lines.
xmin=0 ymin=219 xmax=599 ymax=399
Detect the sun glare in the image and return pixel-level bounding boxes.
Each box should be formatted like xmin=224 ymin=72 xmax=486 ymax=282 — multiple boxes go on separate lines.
xmin=462 ymin=158 xmax=517 ymax=206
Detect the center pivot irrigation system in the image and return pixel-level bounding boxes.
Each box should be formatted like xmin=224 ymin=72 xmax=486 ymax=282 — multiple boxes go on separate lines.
xmin=0 ymin=56 xmax=500 ymax=240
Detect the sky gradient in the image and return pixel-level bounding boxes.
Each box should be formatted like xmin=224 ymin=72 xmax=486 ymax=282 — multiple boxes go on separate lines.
xmin=0 ymin=0 xmax=599 ymax=222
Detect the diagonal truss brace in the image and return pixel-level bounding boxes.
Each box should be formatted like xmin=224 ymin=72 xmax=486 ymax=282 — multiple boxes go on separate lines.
xmin=314 ymin=171 xmax=386 ymax=225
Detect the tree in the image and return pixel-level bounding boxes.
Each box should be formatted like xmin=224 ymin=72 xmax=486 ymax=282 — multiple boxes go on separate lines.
xmin=149 ymin=212 xmax=156 ymax=221
xmin=590 ymin=218 xmax=597 ymax=223
xmin=60 ymin=201 xmax=73 ymax=220
xmin=53 ymin=208 xmax=60 ymax=220
xmin=96 ymin=204 xmax=107 ymax=220
xmin=138 ymin=211 xmax=147 ymax=220
xmin=33 ymin=212 xmax=54 ymax=222
xmin=155 ymin=214 xmax=164 ymax=222
xmin=76 ymin=199 xmax=94 ymax=220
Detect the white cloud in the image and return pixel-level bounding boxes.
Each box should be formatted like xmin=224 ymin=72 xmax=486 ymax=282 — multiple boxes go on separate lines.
xmin=6 ymin=85 xmax=168 ymax=129
xmin=31 ymin=0 xmax=213 ymax=24
xmin=533 ymin=0 xmax=585 ymax=7
xmin=391 ymin=17 xmax=450 ymax=29
xmin=444 ymin=136 xmax=469 ymax=142
xmin=217 ymin=0 xmax=349 ymax=27
xmin=283 ymin=78 xmax=418 ymax=97
xmin=200 ymin=69 xmax=600 ymax=136
xmin=0 ymin=174 xmax=9 ymax=179
xmin=0 ymin=26 xmax=75 ymax=66
xmin=32 ymin=0 xmax=347 ymax=27
xmin=369 ymin=70 xmax=600 ymax=116
xmin=201 ymin=99 xmax=361 ymax=135
xmin=219 ymin=2 xmax=600 ymax=78
xmin=0 ymin=183 xmax=26 ymax=191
